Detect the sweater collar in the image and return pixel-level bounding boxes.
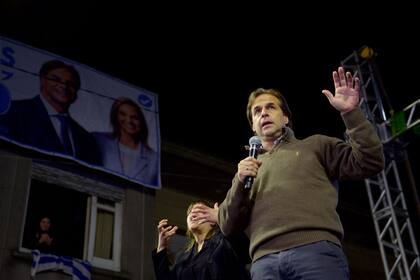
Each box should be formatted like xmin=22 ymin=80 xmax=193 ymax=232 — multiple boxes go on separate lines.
xmin=260 ymin=127 xmax=296 ymax=154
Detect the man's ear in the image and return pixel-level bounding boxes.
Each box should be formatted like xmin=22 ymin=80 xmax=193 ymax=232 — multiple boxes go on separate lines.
xmin=284 ymin=116 xmax=289 ymax=126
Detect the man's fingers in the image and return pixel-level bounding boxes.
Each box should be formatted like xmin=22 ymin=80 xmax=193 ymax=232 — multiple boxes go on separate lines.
xmin=338 ymin=67 xmax=346 ymax=86
xmin=332 ymin=71 xmax=340 ymax=88
xmin=354 ymin=77 xmax=360 ymax=92
xmin=346 ymin=71 xmax=354 ymax=88
xmin=322 ymin=90 xmax=334 ymax=104
xmin=191 ymin=212 xmax=207 ymax=221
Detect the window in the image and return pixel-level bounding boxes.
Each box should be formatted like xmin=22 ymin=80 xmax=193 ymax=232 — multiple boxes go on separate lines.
xmin=21 ymin=178 xmax=123 ymax=271
xmin=87 ymin=196 xmax=122 ymax=271
xmin=22 ymin=179 xmax=88 ymax=259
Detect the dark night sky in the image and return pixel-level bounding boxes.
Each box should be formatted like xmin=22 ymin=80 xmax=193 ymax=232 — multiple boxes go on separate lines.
xmin=2 ymin=0 xmax=420 ymax=245
xmin=1 ymin=2 xmax=419 ymax=164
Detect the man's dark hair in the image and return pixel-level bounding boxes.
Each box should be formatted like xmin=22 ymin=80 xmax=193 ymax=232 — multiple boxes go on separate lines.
xmin=246 ymin=88 xmax=292 ymax=128
xmin=39 ymin=60 xmax=81 ymax=90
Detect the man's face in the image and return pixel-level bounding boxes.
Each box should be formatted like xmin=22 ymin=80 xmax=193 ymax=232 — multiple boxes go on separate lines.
xmin=251 ymin=93 xmax=289 ymax=140
xmin=41 ymin=68 xmax=78 ymax=111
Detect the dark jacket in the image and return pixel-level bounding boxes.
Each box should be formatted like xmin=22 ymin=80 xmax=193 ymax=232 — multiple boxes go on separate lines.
xmin=0 ymin=95 xmax=102 ymax=165
xmin=32 ymin=230 xmax=55 ymax=254
xmin=152 ymin=232 xmax=250 ymax=280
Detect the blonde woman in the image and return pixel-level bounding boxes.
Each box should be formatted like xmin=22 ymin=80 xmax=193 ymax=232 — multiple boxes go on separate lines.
xmin=152 ymin=201 xmax=250 ymax=280
xmin=93 ymin=97 xmax=158 ymax=185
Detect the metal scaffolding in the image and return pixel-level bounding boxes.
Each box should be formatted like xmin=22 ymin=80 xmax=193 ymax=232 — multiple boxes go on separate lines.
xmin=341 ymin=46 xmax=420 ymax=280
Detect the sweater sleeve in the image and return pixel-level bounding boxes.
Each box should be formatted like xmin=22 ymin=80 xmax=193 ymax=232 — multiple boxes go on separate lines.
xmin=218 ymin=175 xmax=254 ymax=237
xmin=323 ymin=107 xmax=385 ymax=180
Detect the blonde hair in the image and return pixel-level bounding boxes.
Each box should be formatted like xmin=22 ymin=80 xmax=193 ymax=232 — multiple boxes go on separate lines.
xmin=110 ymin=97 xmax=150 ymax=148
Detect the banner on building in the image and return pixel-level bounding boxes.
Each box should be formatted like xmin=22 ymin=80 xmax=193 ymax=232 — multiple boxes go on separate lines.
xmin=0 ymin=36 xmax=161 ymax=189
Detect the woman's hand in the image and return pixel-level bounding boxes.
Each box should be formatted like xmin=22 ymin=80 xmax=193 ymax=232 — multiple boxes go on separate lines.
xmin=157 ymin=219 xmax=178 ymax=253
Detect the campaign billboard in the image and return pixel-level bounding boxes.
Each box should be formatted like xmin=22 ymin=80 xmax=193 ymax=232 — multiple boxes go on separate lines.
xmin=0 ymin=36 xmax=161 ymax=189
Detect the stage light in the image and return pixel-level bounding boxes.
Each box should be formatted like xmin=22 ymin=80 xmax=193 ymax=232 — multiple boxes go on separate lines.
xmin=359 ymin=46 xmax=376 ymax=59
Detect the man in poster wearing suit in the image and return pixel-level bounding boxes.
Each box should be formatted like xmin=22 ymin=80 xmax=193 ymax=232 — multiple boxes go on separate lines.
xmin=0 ymin=59 xmax=101 ymax=165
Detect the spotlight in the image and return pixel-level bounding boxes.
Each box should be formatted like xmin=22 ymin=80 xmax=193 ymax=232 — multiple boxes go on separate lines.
xmin=359 ymin=46 xmax=376 ymax=59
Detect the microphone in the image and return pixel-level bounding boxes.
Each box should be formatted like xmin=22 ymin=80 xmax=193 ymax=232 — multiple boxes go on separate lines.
xmin=244 ymin=136 xmax=261 ymax=189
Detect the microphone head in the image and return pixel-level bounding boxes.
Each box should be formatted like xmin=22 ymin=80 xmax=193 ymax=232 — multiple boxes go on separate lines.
xmin=249 ymin=136 xmax=261 ymax=146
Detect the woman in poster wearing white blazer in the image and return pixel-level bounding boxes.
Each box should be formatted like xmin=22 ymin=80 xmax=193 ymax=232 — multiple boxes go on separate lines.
xmin=94 ymin=97 xmax=158 ymax=186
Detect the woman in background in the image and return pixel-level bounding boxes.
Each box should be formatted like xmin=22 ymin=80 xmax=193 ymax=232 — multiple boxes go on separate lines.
xmin=32 ymin=216 xmax=55 ymax=254
xmin=94 ymin=97 xmax=158 ymax=185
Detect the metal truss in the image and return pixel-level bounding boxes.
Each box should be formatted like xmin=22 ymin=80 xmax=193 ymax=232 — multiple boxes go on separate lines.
xmin=341 ymin=46 xmax=420 ymax=280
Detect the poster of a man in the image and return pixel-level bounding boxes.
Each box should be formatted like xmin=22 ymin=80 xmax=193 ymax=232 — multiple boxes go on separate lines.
xmin=0 ymin=59 xmax=102 ymax=165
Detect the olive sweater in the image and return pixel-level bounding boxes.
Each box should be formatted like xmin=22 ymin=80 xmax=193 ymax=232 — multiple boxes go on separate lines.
xmin=218 ymin=108 xmax=384 ymax=262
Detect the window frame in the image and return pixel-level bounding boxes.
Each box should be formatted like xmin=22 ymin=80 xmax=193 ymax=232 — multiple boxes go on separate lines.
xmin=87 ymin=196 xmax=122 ymax=271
